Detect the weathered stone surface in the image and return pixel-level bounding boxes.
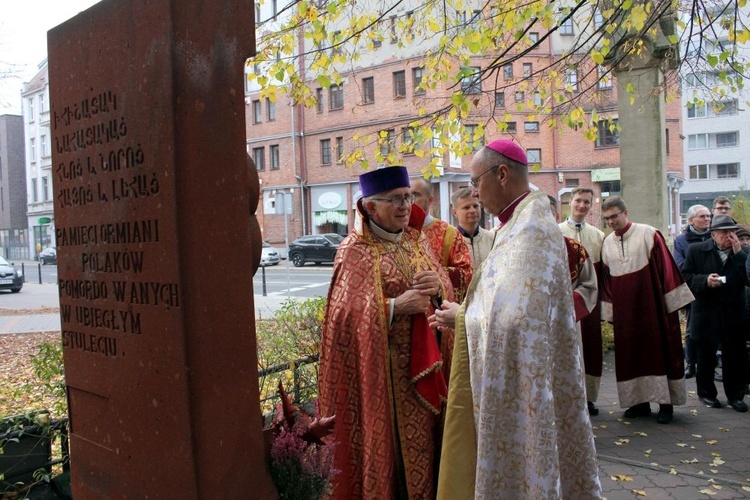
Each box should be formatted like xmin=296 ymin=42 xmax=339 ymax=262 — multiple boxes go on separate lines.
xmin=48 ymin=0 xmax=273 ymax=497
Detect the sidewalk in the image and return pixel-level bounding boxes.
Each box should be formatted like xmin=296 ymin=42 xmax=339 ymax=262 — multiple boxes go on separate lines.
xmin=2 ymin=288 xmax=749 ymax=498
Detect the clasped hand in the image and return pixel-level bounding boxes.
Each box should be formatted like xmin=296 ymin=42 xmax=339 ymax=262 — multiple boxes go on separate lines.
xmin=393 ymin=271 xmax=440 ymax=315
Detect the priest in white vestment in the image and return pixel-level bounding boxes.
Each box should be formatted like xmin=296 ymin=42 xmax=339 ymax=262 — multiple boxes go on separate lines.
xmin=432 ymin=140 xmax=601 ymax=499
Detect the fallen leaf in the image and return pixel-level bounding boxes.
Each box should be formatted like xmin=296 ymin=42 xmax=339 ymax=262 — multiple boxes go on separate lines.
xmin=719 ymin=427 xmax=729 ymax=432
xmin=691 ymin=434 xmax=702 ymax=438
xmin=614 ymin=438 xmax=630 ymax=446
xmin=699 ymin=488 xmax=717 ymax=496
xmin=676 ymin=443 xmax=688 ymax=448
xmin=634 ymin=431 xmax=647 ymax=437
xmin=611 ymin=474 xmax=634 ymax=482
xmin=669 ymin=467 xmax=677 ymax=475
xmin=632 ymin=490 xmax=646 ymax=497
xmin=712 ymin=484 xmax=722 ymax=490
xmin=680 ymin=458 xmax=699 ymax=464
xmin=706 ymin=439 xmax=717 ymax=445
xmin=644 ymin=449 xmax=652 ymax=454
xmin=690 ymin=409 xmax=698 ymax=415
xmin=599 ymin=425 xmax=608 ymax=429
xmin=742 ymin=485 xmax=750 ymax=491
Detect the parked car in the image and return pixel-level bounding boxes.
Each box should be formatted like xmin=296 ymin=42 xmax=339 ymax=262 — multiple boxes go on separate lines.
xmin=0 ymin=256 xmax=23 ymax=293
xmin=287 ymin=233 xmax=344 ymax=267
xmin=39 ymin=247 xmax=57 ymax=265
xmin=260 ymin=241 xmax=281 ymax=266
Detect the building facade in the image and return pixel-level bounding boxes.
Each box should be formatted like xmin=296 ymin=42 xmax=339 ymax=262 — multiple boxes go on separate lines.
xmin=21 ymin=60 xmax=55 ymax=259
xmin=0 ymin=114 xmax=29 ymax=260
xmin=246 ymin=1 xmax=686 ymax=247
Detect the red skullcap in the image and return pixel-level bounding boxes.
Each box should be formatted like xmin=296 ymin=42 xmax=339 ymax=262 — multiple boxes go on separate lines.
xmin=486 ymin=139 xmax=528 ymax=166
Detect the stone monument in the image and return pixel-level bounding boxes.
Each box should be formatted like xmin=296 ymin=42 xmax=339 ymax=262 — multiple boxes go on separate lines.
xmin=48 ymin=0 xmax=275 ymax=497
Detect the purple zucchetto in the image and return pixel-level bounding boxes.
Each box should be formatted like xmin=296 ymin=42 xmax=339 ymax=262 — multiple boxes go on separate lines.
xmin=359 ymin=166 xmax=411 ymax=197
xmin=486 ymin=139 xmax=528 ymax=166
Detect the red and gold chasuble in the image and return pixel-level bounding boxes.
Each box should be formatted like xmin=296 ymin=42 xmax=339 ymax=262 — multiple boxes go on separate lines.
xmin=320 ymin=219 xmax=454 ymax=499
xmin=422 ymin=219 xmax=472 ymax=303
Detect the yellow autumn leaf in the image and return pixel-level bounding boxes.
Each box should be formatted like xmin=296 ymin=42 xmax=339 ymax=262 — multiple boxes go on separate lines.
xmin=632 ymin=490 xmax=646 ymax=497
xmin=677 ymin=443 xmax=688 ymax=447
xmin=680 ymin=458 xmax=699 ymax=464
xmin=669 ymin=467 xmax=677 ymax=475
xmin=742 ymin=485 xmax=750 ymax=491
xmin=611 ymin=474 xmax=633 ymax=482
xmin=699 ymin=488 xmax=716 ymax=496
xmin=706 ymin=439 xmax=717 ymax=445
xmin=634 ymin=431 xmax=647 ymax=437
xmin=691 ymin=434 xmax=702 ymax=438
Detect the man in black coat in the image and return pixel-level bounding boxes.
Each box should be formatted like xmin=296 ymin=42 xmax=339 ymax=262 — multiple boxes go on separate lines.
xmin=682 ymin=215 xmax=749 ymax=412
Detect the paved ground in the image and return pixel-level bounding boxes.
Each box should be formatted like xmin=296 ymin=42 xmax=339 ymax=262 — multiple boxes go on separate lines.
xmin=2 ymin=284 xmax=749 ymax=498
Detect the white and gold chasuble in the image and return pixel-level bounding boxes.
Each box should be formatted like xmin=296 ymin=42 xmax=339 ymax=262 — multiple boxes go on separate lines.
xmin=438 ymin=191 xmax=601 ymax=499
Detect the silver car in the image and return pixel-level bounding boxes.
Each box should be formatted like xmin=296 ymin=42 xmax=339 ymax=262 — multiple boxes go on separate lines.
xmin=260 ymin=241 xmax=281 ymax=266
xmin=0 ymin=256 xmax=23 ymax=293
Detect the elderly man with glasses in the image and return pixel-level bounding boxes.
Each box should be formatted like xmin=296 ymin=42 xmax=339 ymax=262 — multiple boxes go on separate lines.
xmin=319 ymin=166 xmax=455 ymax=499
xmin=672 ymin=204 xmax=712 ymax=379
xmin=600 ymin=196 xmax=695 ymax=424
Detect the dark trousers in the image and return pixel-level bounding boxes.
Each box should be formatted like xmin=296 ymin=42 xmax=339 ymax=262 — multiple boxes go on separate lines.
xmin=684 ymin=308 xmax=696 ymax=365
xmin=695 ymin=335 xmax=747 ymax=401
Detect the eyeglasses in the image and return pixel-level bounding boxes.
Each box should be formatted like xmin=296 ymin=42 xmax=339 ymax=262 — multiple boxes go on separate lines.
xmin=470 ymin=165 xmax=499 ymax=188
xmin=714 ymin=206 xmax=731 ymax=212
xmin=602 ymin=211 xmax=624 ymax=222
xmin=370 ymin=193 xmax=416 ymax=207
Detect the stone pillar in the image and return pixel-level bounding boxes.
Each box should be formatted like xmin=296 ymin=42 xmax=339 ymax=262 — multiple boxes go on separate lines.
xmin=615 ymin=61 xmax=669 ymax=231
xmin=48 ymin=0 xmax=276 ymax=497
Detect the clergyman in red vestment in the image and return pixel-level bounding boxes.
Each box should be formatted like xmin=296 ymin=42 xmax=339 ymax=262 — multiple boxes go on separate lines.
xmin=600 ymin=196 xmax=694 ymax=424
xmin=319 ymin=166 xmax=454 ymax=499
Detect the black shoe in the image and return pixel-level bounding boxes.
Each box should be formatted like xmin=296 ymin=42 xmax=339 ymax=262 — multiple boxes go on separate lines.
xmin=684 ymin=364 xmax=696 ymax=379
xmin=587 ymin=401 xmax=599 ymax=416
xmin=624 ymin=402 xmax=651 ymax=418
xmin=699 ymin=396 xmax=722 ymax=408
xmin=728 ymin=400 xmax=748 ymax=413
xmin=657 ymin=404 xmax=674 ymax=424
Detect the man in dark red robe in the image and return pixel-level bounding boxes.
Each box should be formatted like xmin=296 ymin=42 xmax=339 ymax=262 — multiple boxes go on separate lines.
xmin=600 ymin=196 xmax=694 ymax=424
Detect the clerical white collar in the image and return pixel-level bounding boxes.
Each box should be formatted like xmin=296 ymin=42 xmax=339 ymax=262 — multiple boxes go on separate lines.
xmin=369 ymin=220 xmax=403 ymax=242
xmin=566 ymin=218 xmax=586 ymax=229
xmin=423 ymin=214 xmax=435 ymax=227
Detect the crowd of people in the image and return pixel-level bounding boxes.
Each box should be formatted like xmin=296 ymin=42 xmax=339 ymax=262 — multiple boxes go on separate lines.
xmin=316 ymin=139 xmax=749 ymax=498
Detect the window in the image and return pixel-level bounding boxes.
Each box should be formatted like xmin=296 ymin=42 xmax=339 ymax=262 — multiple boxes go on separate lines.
xmin=514 ymin=91 xmax=524 ymax=102
xmin=321 ymin=139 xmax=332 ymax=164
xmin=504 ymin=122 xmax=517 ymax=134
xmin=380 ymin=129 xmax=396 ymax=155
xmin=402 ymin=127 xmax=417 ymax=154
xmin=316 ymin=88 xmax=324 ymax=112
xmin=363 ymin=77 xmax=375 ymax=104
xmin=533 ymin=91 xmax=542 ymax=106
xmin=495 ymin=92 xmax=505 ymax=108
xmin=461 ymin=67 xmax=481 ymax=94
xmin=689 ymin=164 xmax=708 ymax=179
xmin=252 ymin=100 xmax=262 ymax=124
xmin=266 ymin=99 xmax=276 ymax=121
xmin=389 ymin=16 xmax=397 ymax=43
xmin=687 ymin=102 xmax=707 ymax=118
xmin=27 ymin=98 xmax=34 ymax=121
xmin=29 ymin=138 xmax=36 ymax=162
xmin=529 ymin=32 xmax=539 ymax=44
xmin=31 ymin=178 xmax=38 ymax=202
xmin=715 ymin=99 xmax=738 ymax=116
xmin=503 ymin=64 xmax=513 ymax=79
xmin=253 ymin=147 xmax=265 ymax=170
xmin=524 ymin=121 xmax=539 ymax=132
xmin=716 ymin=132 xmax=738 ymax=148
xmin=717 ymin=163 xmax=739 ymax=178
xmin=596 ymin=119 xmax=619 ymax=147
xmin=270 ymin=145 xmax=280 ymax=170
xmin=413 ymin=67 xmax=425 ymax=94
xmin=565 ymin=178 xmax=579 ymax=188
xmin=597 ymin=65 xmax=612 ymax=89
xmin=393 ymin=71 xmax=406 ymax=98
xmin=336 ymin=137 xmax=344 ymax=162
xmin=565 ymin=68 xmax=578 ymax=92
xmin=458 ymin=10 xmax=483 ymax=26
xmin=330 ymin=84 xmax=344 ymax=110
xmin=560 ymin=18 xmax=574 ymax=35
xmin=38 ymin=93 xmax=45 ymax=114
xmin=523 ymin=63 xmax=532 ymax=77
xmin=40 ymin=135 xmax=48 ymax=157
xmin=599 ymin=180 xmax=621 ymax=194
xmin=465 ymin=125 xmax=484 ymax=151
xmin=688 ymin=133 xmax=708 ymax=150
xmin=526 ymin=149 xmax=541 ymax=164
xmin=42 ymin=176 xmax=49 ymax=201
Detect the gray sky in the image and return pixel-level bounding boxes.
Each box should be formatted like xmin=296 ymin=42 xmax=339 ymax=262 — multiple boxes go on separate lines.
xmin=0 ymin=0 xmax=100 ymax=115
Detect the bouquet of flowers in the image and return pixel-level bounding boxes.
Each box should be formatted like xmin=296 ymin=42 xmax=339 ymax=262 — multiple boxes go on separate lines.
xmin=267 ymin=381 xmax=337 ymax=500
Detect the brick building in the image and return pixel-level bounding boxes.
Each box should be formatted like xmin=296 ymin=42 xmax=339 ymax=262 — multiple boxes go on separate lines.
xmin=247 ymin=2 xmax=685 ymax=248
